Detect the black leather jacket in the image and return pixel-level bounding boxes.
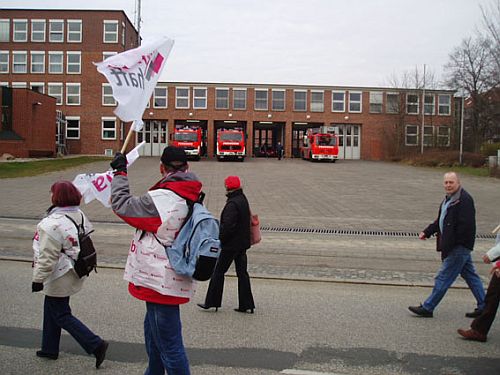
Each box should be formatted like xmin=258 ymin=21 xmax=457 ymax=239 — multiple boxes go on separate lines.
xmin=219 ymin=189 xmax=251 ymax=251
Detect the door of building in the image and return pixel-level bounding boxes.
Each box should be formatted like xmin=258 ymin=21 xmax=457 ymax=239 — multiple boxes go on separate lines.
xmin=337 ymin=124 xmax=361 ymax=159
xmin=137 ymin=120 xmax=168 ymax=156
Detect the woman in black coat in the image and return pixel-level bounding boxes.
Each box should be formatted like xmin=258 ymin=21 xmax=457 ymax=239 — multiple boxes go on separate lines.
xmin=198 ymin=176 xmax=255 ymax=313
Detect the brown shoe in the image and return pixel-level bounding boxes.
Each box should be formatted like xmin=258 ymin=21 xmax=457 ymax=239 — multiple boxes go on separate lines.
xmin=457 ymin=328 xmax=487 ymax=342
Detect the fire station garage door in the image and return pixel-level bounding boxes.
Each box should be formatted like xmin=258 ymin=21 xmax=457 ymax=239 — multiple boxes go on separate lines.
xmin=337 ymin=124 xmax=360 ymax=160
xmin=137 ymin=120 xmax=168 ymax=157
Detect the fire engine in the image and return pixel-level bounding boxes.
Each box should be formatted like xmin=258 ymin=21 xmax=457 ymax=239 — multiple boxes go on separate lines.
xmin=216 ymin=128 xmax=246 ymax=161
xmin=301 ymin=126 xmax=339 ymax=162
xmin=171 ymin=126 xmax=203 ymax=160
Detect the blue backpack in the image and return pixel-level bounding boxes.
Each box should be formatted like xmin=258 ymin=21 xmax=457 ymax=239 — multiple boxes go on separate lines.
xmin=165 ymin=199 xmax=221 ymax=281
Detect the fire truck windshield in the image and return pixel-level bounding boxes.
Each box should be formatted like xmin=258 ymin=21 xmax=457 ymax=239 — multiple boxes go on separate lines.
xmin=316 ymin=135 xmax=337 ymax=146
xmin=220 ymin=133 xmax=243 ymax=141
xmin=174 ymin=133 xmax=198 ymax=142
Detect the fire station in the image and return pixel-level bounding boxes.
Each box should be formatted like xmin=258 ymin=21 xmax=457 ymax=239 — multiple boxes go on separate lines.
xmin=0 ymin=8 xmax=457 ymax=160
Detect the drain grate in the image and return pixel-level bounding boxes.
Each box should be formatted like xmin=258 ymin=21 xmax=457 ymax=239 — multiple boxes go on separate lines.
xmin=261 ymin=226 xmax=496 ymax=239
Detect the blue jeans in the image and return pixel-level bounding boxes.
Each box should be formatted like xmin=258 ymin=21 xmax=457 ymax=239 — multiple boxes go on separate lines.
xmin=144 ymin=302 xmax=190 ymax=375
xmin=42 ymin=296 xmax=102 ymax=355
xmin=423 ymin=246 xmax=485 ymax=312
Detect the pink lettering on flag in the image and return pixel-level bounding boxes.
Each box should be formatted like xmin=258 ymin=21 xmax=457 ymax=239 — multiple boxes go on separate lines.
xmin=92 ymin=176 xmax=107 ymax=192
xmin=152 ymin=53 xmax=164 ymax=74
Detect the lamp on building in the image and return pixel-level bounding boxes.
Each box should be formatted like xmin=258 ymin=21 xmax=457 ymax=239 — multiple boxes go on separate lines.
xmin=228 ymin=113 xmax=233 ymax=117
xmin=344 ymin=115 xmax=349 ymax=121
xmin=306 ymin=114 xmax=310 ymax=119
xmin=32 ymin=101 xmax=42 ymax=106
xmin=267 ymin=113 xmax=272 ymax=118
xmin=189 ymin=112 xmax=193 ymax=117
xmin=149 ymin=111 xmax=154 ymax=116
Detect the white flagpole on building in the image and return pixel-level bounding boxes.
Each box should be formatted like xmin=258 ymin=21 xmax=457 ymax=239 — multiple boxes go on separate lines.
xmin=420 ymin=64 xmax=426 ymax=154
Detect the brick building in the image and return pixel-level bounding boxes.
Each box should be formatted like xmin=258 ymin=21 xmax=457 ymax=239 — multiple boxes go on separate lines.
xmin=0 ymin=8 xmax=456 ymax=160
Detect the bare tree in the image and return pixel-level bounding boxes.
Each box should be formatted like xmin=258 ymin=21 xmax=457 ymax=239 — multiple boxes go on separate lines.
xmin=480 ymin=0 xmax=500 ymax=79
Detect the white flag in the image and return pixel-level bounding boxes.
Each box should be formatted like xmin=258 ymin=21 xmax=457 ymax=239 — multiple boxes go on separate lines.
xmin=94 ymin=37 xmax=174 ymax=127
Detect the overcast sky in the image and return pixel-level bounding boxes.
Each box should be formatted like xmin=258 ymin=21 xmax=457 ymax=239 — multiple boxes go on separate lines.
xmin=3 ymin=0 xmax=489 ymax=88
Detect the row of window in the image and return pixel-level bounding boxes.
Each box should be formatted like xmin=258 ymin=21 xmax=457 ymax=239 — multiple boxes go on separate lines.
xmin=2 ymin=81 xmax=81 ymax=105
xmin=66 ymin=116 xmax=119 ymax=140
xmin=405 ymin=125 xmax=451 ymax=147
xmin=0 ymin=18 xmax=125 ymax=44
xmin=0 ymin=50 xmax=82 ymax=74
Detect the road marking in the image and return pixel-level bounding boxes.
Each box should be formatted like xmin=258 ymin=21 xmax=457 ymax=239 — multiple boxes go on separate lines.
xmin=281 ymin=370 xmax=346 ymax=375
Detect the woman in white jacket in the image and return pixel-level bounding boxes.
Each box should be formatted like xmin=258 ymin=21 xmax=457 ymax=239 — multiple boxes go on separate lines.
xmin=32 ymin=181 xmax=108 ymax=368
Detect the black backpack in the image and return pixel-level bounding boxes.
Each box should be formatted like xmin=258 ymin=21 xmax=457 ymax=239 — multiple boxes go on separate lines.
xmin=64 ymin=214 xmax=97 ymax=278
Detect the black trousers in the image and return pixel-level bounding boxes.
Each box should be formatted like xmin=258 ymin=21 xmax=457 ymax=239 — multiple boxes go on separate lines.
xmin=471 ymin=273 xmax=500 ymax=335
xmin=203 ymin=247 xmax=255 ymax=310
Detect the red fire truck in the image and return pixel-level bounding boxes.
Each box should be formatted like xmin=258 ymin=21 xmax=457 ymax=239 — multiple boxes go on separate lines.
xmin=216 ymin=128 xmax=246 ymax=161
xmin=171 ymin=126 xmax=203 ymax=160
xmin=301 ymin=126 xmax=339 ymax=162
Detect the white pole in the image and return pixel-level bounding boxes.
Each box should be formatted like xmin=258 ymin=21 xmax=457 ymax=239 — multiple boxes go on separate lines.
xmin=421 ymin=64 xmax=426 ymax=154
xmin=459 ymin=95 xmax=464 ymax=165
xmin=136 ymin=0 xmax=142 ymax=44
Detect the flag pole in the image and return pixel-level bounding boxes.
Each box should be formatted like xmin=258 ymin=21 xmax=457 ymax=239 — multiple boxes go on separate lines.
xmin=121 ymin=125 xmax=135 ymax=154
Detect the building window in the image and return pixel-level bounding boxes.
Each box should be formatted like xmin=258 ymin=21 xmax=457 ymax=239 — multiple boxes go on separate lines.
xmin=405 ymin=125 xmax=419 ymax=146
xmin=48 ymin=83 xmax=63 ymax=105
xmin=233 ymin=88 xmax=246 ymax=110
xmin=66 ymin=52 xmax=81 ymax=74
xmin=31 ymin=20 xmax=46 ymax=42
xmin=30 ymin=51 xmax=45 ymax=74
xmin=215 ymin=88 xmax=229 ymax=109
xmin=121 ymin=21 xmax=126 ymax=46
xmin=67 ymin=20 xmax=82 ymax=43
xmin=154 ymin=84 xmax=168 ymax=108
xmin=332 ymin=91 xmax=345 ymax=112
xmin=49 ymin=20 xmax=64 ymax=42
xmin=102 ymin=117 xmax=116 ymax=140
xmin=102 ymin=51 xmax=117 ymax=61
xmin=369 ymin=92 xmax=383 ymax=113
xmin=349 ymin=91 xmax=362 ymax=113
xmin=437 ymin=126 xmax=450 ymax=146
xmin=438 ymin=94 xmax=451 ymax=115
xmin=102 ymin=84 xmax=116 ymax=106
xmin=423 ymin=125 xmax=433 ymax=146
xmin=272 ymin=89 xmax=285 ymax=111
xmin=12 ymin=51 xmax=27 ymax=74
xmin=66 ymin=117 xmax=80 ymax=139
xmin=175 ymin=87 xmax=190 ymax=108
xmin=310 ymin=91 xmax=324 ymax=112
xmin=192 ymin=87 xmax=207 ymax=109
xmin=0 ymin=51 xmax=9 ymax=73
xmin=13 ymin=19 xmax=28 ymax=42
xmin=406 ymin=93 xmax=419 ymax=114
xmin=386 ymin=92 xmax=399 ymax=113
xmin=103 ymin=20 xmax=118 ymax=43
xmin=255 ymin=89 xmax=268 ymax=110
xmin=294 ymin=90 xmax=307 ymax=111
xmin=424 ymin=94 xmax=435 ymax=115
xmin=30 ymin=82 xmax=45 ymax=94
xmin=0 ymin=19 xmax=10 ymax=42
xmin=48 ymin=51 xmax=63 ymax=74
xmin=11 ymin=82 xmax=27 ymax=88
xmin=66 ymin=83 xmax=81 ymax=105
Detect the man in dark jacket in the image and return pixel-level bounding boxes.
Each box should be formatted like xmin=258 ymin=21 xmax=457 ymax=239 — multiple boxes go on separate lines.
xmin=409 ymin=172 xmax=485 ymax=318
xmin=198 ymin=175 xmax=255 ymax=313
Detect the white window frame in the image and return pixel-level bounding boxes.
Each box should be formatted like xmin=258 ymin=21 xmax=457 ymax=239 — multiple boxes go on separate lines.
xmin=406 ymin=93 xmax=419 ymax=114
xmin=102 ymin=51 xmax=117 ymax=61
xmin=215 ymin=87 xmax=229 ymax=109
xmin=11 ymin=82 xmax=27 ymax=88
xmin=438 ymin=94 xmax=451 ymax=116
xmin=175 ymin=86 xmax=190 ymax=109
xmin=369 ymin=91 xmax=383 ymax=113
xmin=66 ymin=51 xmax=81 ymax=74
xmin=67 ymin=19 xmax=82 ymax=43
xmin=48 ymin=51 xmax=63 ymax=74
xmin=66 ymin=116 xmax=80 ymax=139
xmin=405 ymin=124 xmax=419 ymax=146
xmin=193 ymin=87 xmax=207 ymax=109
xmin=66 ymin=83 xmax=81 ymax=105
xmin=30 ymin=51 xmax=45 ymax=74
xmin=423 ymin=125 xmax=434 ymax=147
xmin=294 ymin=90 xmax=307 ymax=111
xmin=424 ymin=94 xmax=435 ymax=115
xmin=121 ymin=21 xmax=126 ymax=46
xmin=348 ymin=91 xmax=362 ymax=113
xmin=31 ymin=19 xmax=46 ymax=42
xmin=13 ymin=19 xmax=28 ymax=42
xmin=12 ymin=51 xmax=27 ymax=74
xmin=332 ymin=90 xmax=345 ymax=112
xmin=102 ymin=117 xmax=117 ymax=140
xmin=48 ymin=82 xmax=63 ymax=105
xmin=271 ymin=89 xmax=285 ymax=111
xmin=0 ymin=19 xmax=10 ymax=42
xmin=102 ymin=83 xmax=116 ymax=106
xmin=437 ymin=126 xmax=451 ymax=146
xmin=0 ymin=51 xmax=9 ymax=73
xmin=103 ymin=20 xmax=118 ymax=43
xmin=386 ymin=92 xmax=399 ymax=114
xmin=310 ymin=90 xmax=324 ymax=112
xmin=30 ymin=82 xmax=45 ymax=94
xmin=233 ymin=88 xmax=247 ymax=110
xmin=49 ymin=19 xmax=64 ymax=43
xmin=154 ymin=84 xmax=168 ymax=108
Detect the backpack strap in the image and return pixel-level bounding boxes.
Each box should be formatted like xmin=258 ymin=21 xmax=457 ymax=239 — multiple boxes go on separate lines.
xmin=64 ymin=214 xmax=83 ymax=234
